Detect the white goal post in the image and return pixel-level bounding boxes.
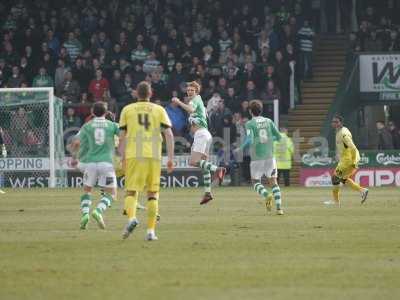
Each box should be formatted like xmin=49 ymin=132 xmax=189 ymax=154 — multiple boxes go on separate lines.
xmin=0 ymin=87 xmax=65 ymax=188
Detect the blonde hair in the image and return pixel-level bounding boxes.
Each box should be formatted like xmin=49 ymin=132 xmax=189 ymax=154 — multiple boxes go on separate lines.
xmin=187 ymin=81 xmax=201 ymax=93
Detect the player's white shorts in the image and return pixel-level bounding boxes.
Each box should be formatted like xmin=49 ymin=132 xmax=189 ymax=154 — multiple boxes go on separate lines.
xmin=191 ymin=128 xmax=212 ymax=156
xmin=83 ymin=162 xmax=117 ymax=188
xmin=250 ymin=158 xmax=278 ymax=180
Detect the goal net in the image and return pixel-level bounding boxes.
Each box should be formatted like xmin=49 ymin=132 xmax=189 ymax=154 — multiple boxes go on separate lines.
xmin=0 ymin=88 xmax=66 ymax=188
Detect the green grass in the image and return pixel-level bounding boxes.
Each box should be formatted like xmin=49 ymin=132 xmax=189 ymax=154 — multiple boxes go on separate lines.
xmin=1 ymin=187 xmax=400 ymax=300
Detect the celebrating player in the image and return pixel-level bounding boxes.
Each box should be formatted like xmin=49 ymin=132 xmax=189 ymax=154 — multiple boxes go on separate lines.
xmin=119 ymin=81 xmax=174 ymax=241
xmin=325 ymin=115 xmax=368 ymax=206
xmin=171 ymin=81 xmax=226 ymax=204
xmin=236 ymin=100 xmax=284 ymax=215
xmin=77 ymin=102 xmax=120 ymax=230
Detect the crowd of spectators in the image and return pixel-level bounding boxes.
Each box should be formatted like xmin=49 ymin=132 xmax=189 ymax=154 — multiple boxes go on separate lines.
xmin=0 ymin=0 xmax=318 ymax=154
xmin=348 ymin=4 xmax=400 ymax=56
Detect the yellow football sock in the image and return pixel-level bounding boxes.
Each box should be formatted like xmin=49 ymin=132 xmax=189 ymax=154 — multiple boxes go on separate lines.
xmin=125 ymin=194 xmax=138 ymax=220
xmin=332 ymin=186 xmax=340 ymax=203
xmin=345 ymin=178 xmax=363 ymax=192
xmin=147 ymin=198 xmax=158 ymax=231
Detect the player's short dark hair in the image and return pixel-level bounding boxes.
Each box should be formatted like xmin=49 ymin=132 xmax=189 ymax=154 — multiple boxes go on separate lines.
xmin=249 ymin=100 xmax=263 ymax=116
xmin=137 ymin=81 xmax=151 ymax=100
xmin=93 ymin=102 xmax=107 ymax=117
xmin=333 ymin=114 xmax=344 ymax=123
xmin=105 ymin=111 xmax=115 ymax=122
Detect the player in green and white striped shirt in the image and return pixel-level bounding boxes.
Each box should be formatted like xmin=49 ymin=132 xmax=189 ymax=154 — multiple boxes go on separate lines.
xmin=237 ymin=100 xmax=284 ymax=215
xmin=172 ymin=81 xmax=226 ymax=204
xmin=75 ymin=102 xmax=119 ymax=229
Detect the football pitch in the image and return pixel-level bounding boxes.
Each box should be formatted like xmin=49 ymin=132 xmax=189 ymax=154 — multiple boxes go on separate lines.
xmin=1 ymin=187 xmax=400 ymax=300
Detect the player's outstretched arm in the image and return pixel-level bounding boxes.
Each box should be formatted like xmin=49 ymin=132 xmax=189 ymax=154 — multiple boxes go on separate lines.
xmin=163 ymin=127 xmax=175 ymax=173
xmin=171 ymin=97 xmax=195 ymax=114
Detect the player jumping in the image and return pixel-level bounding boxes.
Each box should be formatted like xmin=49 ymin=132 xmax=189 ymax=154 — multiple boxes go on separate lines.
xmin=236 ymin=100 xmax=284 ymax=215
xmin=171 ymin=81 xmax=226 ymax=204
xmin=76 ymin=102 xmax=120 ymax=230
xmin=119 ymin=81 xmax=174 ymax=241
xmin=325 ymin=114 xmax=368 ymax=206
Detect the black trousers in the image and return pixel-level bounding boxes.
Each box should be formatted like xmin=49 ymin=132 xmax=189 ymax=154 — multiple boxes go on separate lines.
xmin=278 ymin=169 xmax=290 ymax=187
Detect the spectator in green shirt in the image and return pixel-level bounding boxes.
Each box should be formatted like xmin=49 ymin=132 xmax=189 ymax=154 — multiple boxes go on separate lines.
xmin=32 ymin=67 xmax=54 ymax=87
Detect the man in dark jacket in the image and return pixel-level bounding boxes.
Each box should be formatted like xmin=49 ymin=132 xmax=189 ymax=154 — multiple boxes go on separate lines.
xmin=388 ymin=121 xmax=400 ymax=149
xmin=376 ymin=121 xmax=394 ymax=150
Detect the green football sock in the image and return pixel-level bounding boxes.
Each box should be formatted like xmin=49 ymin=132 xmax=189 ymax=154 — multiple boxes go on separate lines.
xmin=96 ymin=193 xmax=113 ymax=214
xmin=198 ymin=160 xmax=218 ymax=172
xmin=203 ymin=170 xmax=211 ymax=193
xmin=254 ymin=182 xmax=269 ymax=198
xmin=271 ymin=184 xmax=282 ymax=210
xmin=80 ymin=194 xmax=92 ymax=215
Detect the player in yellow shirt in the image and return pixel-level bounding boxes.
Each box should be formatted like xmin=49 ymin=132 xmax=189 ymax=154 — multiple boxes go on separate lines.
xmin=118 ymin=81 xmax=174 ymax=241
xmin=326 ymin=115 xmax=368 ymax=206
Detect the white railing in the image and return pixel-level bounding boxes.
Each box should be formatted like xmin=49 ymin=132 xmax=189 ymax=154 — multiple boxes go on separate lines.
xmin=273 ymin=98 xmax=279 ymax=129
xmin=289 ymin=61 xmax=295 ymax=109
